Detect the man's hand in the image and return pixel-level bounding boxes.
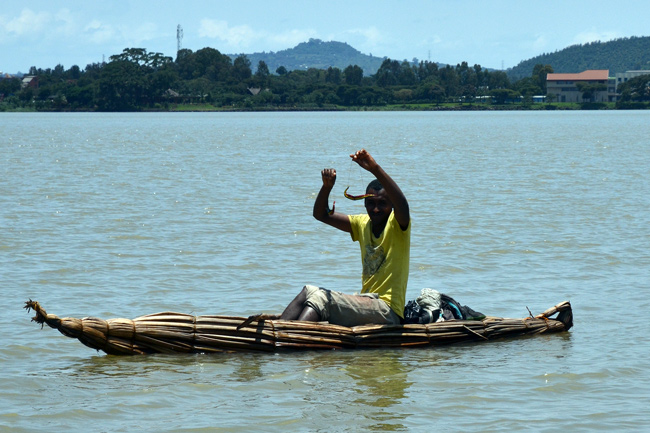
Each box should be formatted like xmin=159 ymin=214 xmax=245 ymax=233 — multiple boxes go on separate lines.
xmin=321 ymin=168 xmax=337 ymax=188
xmin=314 ymin=167 xmax=352 ymax=233
xmin=350 ymin=149 xmax=379 ymax=174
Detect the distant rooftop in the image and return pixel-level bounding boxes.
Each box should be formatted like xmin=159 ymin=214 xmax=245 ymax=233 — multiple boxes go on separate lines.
xmin=547 ymin=70 xmax=609 ymax=81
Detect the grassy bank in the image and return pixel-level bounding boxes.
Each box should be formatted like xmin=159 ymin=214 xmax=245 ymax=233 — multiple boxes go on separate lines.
xmin=1 ymin=101 xmax=632 ymax=113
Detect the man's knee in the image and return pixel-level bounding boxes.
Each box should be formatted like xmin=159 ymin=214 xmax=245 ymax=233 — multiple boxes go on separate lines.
xmin=297 ymin=305 xmax=321 ymax=322
xmin=303 ymin=285 xmax=330 ymax=321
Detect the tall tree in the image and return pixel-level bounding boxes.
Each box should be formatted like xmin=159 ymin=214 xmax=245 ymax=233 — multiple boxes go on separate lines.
xmin=325 ymin=67 xmax=342 ymax=84
xmin=254 ymin=60 xmax=270 ymax=86
xmin=193 ymin=48 xmax=232 ymax=81
xmin=417 ymin=61 xmax=439 ymax=82
xmin=375 ymin=59 xmax=400 ymax=87
xmin=343 ymin=65 xmax=363 ymax=86
xmin=532 ymin=64 xmax=554 ymax=93
xmin=399 ymin=60 xmax=417 ymax=85
xmin=96 ymin=60 xmax=147 ymax=110
xmin=232 ymin=55 xmax=252 ymax=81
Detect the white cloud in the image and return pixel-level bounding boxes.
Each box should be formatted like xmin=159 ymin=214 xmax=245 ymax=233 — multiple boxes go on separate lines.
xmin=125 ymin=22 xmax=159 ymax=45
xmin=329 ymin=26 xmax=384 ymax=55
xmin=532 ymin=34 xmax=548 ymax=51
xmin=572 ymin=29 xmax=619 ymax=45
xmin=1 ymin=7 xmax=158 ymax=49
xmin=345 ymin=26 xmax=382 ymax=45
xmin=424 ymin=35 xmax=443 ymax=45
xmin=84 ymin=20 xmax=115 ymax=44
xmin=198 ymin=19 xmax=258 ymax=49
xmin=2 ymin=8 xmax=50 ymax=36
xmin=54 ymin=8 xmax=75 ymax=36
xmin=198 ymin=19 xmax=318 ymax=53
xmin=267 ymin=29 xmax=317 ymax=48
xmin=82 ymin=20 xmax=158 ymax=48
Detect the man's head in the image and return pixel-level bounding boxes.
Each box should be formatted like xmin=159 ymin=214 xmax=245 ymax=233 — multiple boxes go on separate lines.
xmin=364 ymin=179 xmax=392 ymax=228
xmin=366 ymin=179 xmax=384 ymax=194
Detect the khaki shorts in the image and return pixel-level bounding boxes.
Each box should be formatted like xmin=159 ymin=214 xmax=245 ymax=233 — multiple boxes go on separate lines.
xmin=303 ymin=285 xmax=401 ymax=327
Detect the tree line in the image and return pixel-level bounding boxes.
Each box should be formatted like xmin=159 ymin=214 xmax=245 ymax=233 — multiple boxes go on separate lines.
xmin=1 ymin=46 xmax=648 ymax=111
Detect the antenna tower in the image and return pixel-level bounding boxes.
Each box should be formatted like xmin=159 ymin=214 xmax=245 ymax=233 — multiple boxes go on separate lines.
xmin=177 ymin=25 xmax=184 ymax=54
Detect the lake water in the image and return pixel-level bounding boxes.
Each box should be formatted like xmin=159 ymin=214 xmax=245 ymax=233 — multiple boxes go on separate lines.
xmin=1 ymin=111 xmax=649 ymax=432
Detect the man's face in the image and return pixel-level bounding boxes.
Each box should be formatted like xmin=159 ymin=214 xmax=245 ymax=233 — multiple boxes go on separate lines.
xmin=364 ymin=189 xmax=393 ymax=228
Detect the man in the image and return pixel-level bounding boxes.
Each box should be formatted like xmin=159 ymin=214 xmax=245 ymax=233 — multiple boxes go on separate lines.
xmin=280 ymin=149 xmax=410 ymax=327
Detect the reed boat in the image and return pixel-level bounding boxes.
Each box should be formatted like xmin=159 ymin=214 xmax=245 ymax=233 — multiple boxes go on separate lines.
xmin=25 ymin=300 xmax=572 ymax=355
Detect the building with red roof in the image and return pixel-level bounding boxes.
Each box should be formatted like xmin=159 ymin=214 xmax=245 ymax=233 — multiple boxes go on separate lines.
xmin=546 ymin=69 xmax=616 ymax=103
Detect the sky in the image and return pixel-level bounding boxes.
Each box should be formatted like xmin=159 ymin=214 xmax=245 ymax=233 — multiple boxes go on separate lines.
xmin=1 ymin=0 xmax=649 ymax=74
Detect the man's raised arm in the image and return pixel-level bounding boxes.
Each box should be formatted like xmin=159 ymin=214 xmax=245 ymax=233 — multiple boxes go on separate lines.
xmin=313 ymin=168 xmax=352 ymax=233
xmin=350 ymin=149 xmax=410 ymax=230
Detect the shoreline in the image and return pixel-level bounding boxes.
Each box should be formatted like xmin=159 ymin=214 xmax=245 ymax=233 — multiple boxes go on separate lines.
xmin=3 ymin=102 xmax=649 ymax=113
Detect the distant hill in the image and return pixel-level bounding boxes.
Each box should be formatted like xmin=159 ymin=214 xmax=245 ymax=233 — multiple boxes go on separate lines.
xmin=508 ymin=36 xmax=650 ymax=80
xmin=233 ymin=36 xmax=650 ymax=81
xmin=228 ymin=38 xmax=387 ymax=75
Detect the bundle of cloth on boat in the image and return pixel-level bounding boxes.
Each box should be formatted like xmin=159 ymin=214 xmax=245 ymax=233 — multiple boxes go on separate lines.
xmin=402 ymin=288 xmax=485 ymax=324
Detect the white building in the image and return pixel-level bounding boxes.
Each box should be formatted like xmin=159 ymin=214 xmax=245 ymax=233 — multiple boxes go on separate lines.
xmin=615 ymin=70 xmax=650 ymax=90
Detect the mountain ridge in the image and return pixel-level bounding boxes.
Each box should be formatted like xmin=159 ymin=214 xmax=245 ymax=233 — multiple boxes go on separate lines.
xmin=228 ymin=38 xmax=387 ymax=75
xmin=507 ymin=36 xmax=650 ymax=79
xmin=229 ymin=36 xmax=650 ymax=79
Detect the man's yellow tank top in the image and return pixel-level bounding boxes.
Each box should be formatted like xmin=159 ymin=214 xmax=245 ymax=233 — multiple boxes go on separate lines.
xmin=349 ymin=212 xmax=411 ymax=318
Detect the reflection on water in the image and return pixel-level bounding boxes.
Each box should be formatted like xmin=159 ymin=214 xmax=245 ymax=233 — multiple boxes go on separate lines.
xmin=344 ymin=351 xmax=414 ymax=431
xmin=68 ymin=353 xmax=215 ymax=378
xmin=52 ymin=348 xmax=424 ymax=431
xmin=230 ymin=353 xmax=266 ymax=382
xmin=344 ymin=351 xmax=413 ymax=407
xmin=294 ymin=349 xmax=418 ymax=431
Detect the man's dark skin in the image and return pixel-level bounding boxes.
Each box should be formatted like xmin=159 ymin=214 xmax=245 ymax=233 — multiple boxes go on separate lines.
xmin=280 ymin=149 xmax=410 ymax=322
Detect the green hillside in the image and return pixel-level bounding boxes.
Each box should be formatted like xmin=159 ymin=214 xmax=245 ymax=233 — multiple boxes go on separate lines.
xmin=228 ymin=38 xmax=387 ymax=75
xmin=232 ymin=36 xmax=650 ymax=80
xmin=508 ymin=36 xmax=650 ymax=79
